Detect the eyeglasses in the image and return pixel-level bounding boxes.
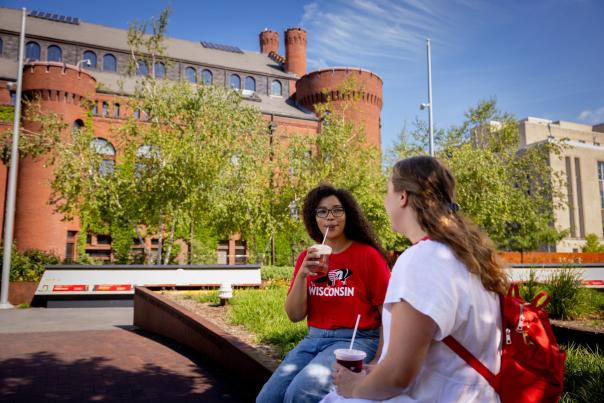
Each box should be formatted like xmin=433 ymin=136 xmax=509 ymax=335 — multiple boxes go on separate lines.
xmin=316 ymin=207 xmax=345 ymax=218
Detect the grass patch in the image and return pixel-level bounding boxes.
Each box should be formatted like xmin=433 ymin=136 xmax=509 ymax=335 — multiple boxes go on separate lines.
xmin=228 ymin=283 xmax=307 ymax=359
xmin=561 ymin=343 xmax=604 ymax=402
xmin=17 ymin=303 xmax=30 ymax=309
xmin=194 ymin=290 xmax=220 ymax=304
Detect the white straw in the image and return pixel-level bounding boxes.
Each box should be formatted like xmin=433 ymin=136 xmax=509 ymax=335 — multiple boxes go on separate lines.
xmin=349 ymin=314 xmax=361 ymax=350
xmin=322 ymin=227 xmax=329 ymax=245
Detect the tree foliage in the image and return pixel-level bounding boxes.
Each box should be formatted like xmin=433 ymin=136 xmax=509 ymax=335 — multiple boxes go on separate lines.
xmin=582 ymin=234 xmax=604 ymax=253
xmin=49 ymin=9 xmax=270 ymax=264
xmin=388 ymin=99 xmax=567 ymax=251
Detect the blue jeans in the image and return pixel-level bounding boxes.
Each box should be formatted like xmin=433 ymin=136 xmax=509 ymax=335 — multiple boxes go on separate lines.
xmin=256 ymin=327 xmax=379 ymax=403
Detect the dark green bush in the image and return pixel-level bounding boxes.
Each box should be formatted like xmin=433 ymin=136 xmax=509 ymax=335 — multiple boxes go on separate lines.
xmin=0 ymin=245 xmax=60 ymax=282
xmin=561 ymin=343 xmax=604 ymax=403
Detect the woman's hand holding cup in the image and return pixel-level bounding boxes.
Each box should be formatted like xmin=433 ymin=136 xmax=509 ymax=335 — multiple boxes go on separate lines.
xmin=301 ymin=245 xmax=331 ymax=277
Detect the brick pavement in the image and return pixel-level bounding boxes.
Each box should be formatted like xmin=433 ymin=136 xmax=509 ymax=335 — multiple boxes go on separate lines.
xmin=0 ymin=312 xmax=255 ymax=402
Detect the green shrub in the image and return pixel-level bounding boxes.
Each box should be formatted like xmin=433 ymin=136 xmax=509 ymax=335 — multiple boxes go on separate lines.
xmin=561 ymin=343 xmax=604 ymax=403
xmin=582 ymin=233 xmax=604 ymax=253
xmin=261 ymin=265 xmax=293 ymax=282
xmin=0 ymin=245 xmax=60 ymax=282
xmin=546 ymin=268 xmax=583 ymax=320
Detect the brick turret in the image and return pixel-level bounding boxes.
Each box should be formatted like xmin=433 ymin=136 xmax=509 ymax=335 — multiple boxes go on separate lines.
xmin=284 ymin=28 xmax=307 ymax=77
xmin=296 ymin=67 xmax=383 ymax=149
xmin=16 ymin=62 xmax=96 ymax=257
xmin=259 ymin=29 xmax=279 ymax=54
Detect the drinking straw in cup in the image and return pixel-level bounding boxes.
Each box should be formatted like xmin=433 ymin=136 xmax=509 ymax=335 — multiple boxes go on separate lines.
xmin=349 ymin=314 xmax=361 ymax=350
xmin=322 ymin=227 xmax=329 ymax=244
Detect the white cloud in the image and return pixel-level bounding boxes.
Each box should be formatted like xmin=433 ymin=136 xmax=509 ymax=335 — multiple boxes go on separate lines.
xmin=299 ymin=0 xmax=476 ymax=73
xmin=578 ymin=106 xmax=604 ymax=124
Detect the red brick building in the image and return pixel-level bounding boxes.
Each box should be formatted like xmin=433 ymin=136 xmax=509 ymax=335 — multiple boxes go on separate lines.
xmin=0 ymin=7 xmax=383 ymax=263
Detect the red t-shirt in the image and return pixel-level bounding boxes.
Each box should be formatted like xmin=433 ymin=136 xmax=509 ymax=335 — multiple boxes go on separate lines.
xmin=288 ymin=241 xmax=391 ymax=330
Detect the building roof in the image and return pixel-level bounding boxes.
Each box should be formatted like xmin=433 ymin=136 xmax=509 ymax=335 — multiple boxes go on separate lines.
xmin=0 ymin=7 xmax=294 ymax=79
xmin=0 ymin=7 xmax=317 ymax=121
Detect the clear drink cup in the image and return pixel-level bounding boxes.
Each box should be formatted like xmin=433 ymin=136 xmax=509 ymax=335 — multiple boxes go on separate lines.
xmin=334 ymin=348 xmax=366 ymax=373
xmin=310 ymin=244 xmax=331 ymax=275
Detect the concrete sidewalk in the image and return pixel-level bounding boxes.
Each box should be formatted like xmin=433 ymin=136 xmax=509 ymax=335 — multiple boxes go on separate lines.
xmin=0 ymin=308 xmax=254 ymax=402
xmin=0 ymin=307 xmax=134 ymax=333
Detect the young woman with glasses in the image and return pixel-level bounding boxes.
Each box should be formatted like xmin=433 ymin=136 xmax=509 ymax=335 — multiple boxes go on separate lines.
xmin=256 ymin=184 xmax=391 ymax=403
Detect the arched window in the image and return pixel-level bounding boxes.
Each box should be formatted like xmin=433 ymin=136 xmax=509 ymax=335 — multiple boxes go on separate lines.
xmin=230 ymin=74 xmax=241 ymax=90
xmin=185 ymin=67 xmax=196 ymax=83
xmin=134 ymin=108 xmax=141 ymax=120
xmin=91 ymin=138 xmax=116 ymax=176
xmin=202 ymin=69 xmax=213 ymax=85
xmin=72 ymin=119 xmax=84 ymax=135
xmin=114 ymin=103 xmax=120 ymax=118
xmin=102 ymin=102 xmax=109 ymax=117
xmin=244 ymin=76 xmax=256 ymax=92
xmin=154 ymin=62 xmax=165 ymax=79
xmin=271 ymin=80 xmax=282 ymax=96
xmin=103 ymin=54 xmax=117 ymax=72
xmin=47 ymin=45 xmax=62 ymax=62
xmin=83 ymin=50 xmax=97 ymax=69
xmin=26 ymin=41 xmax=40 ymax=61
xmin=136 ymin=60 xmax=148 ymax=76
xmin=91 ymin=102 xmax=98 ymax=115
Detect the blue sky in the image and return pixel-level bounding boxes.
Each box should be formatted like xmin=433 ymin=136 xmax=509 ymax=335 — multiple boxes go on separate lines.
xmin=3 ymin=0 xmax=604 ymax=151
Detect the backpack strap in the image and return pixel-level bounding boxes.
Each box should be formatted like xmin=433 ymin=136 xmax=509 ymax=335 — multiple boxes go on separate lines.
xmin=443 ymin=336 xmax=497 ymax=387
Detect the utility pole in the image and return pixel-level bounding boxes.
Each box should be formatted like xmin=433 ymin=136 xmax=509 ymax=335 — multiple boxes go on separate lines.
xmin=420 ymin=39 xmax=434 ymax=157
xmin=1 ymin=8 xmax=27 ymax=309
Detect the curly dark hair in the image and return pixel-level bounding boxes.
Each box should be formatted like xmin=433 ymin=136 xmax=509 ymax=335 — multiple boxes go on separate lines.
xmin=302 ymin=184 xmax=387 ymax=261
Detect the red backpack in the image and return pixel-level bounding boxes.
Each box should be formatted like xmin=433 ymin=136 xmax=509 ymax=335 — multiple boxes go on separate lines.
xmin=443 ymin=283 xmax=566 ymax=403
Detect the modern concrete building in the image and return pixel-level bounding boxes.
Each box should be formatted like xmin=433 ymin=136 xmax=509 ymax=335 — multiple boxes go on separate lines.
xmin=0 ymin=7 xmax=383 ymax=263
xmin=519 ymin=117 xmax=604 ymax=252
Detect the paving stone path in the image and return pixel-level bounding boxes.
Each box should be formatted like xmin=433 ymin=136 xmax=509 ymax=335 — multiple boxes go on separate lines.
xmin=0 ymin=308 xmax=253 ymax=402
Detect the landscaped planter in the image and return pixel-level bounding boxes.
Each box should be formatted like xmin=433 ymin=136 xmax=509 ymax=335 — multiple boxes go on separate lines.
xmin=133 ymin=286 xmax=277 ymax=395
xmin=8 ymin=281 xmax=38 ymax=306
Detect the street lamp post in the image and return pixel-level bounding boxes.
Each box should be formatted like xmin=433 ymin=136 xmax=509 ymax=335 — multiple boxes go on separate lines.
xmin=0 ymin=8 xmax=27 ymax=309
xmin=420 ymin=39 xmax=434 ymax=157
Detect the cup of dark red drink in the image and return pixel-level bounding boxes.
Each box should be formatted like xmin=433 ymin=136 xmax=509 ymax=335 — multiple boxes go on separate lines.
xmin=310 ymin=244 xmax=331 ymax=275
xmin=334 ymin=349 xmax=366 ymax=373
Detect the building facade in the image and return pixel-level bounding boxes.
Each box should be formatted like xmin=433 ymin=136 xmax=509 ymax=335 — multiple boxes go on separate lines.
xmin=0 ymin=7 xmax=383 ymax=263
xmin=519 ymin=117 xmax=604 ymax=252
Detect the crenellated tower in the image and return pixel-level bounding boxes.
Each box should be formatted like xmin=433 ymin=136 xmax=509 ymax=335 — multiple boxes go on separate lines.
xmin=295 ymin=68 xmax=383 ymax=149
xmin=284 ymin=28 xmax=307 ymax=78
xmin=16 ymin=62 xmax=96 ymax=257
xmin=259 ymin=29 xmax=279 ymax=54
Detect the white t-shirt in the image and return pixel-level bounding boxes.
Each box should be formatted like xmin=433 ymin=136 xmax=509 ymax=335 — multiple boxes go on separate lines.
xmin=321 ymin=239 xmax=502 ymax=403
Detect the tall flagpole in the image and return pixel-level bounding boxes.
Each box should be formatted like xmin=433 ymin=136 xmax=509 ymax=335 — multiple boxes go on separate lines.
xmin=427 ymin=39 xmax=434 ymax=157
xmin=0 ymin=8 xmax=27 ymax=309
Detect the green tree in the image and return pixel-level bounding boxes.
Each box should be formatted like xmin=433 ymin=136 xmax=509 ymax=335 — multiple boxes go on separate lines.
xmin=49 ymin=9 xmax=270 ymax=264
xmin=282 ymin=77 xmax=401 ymax=253
xmin=582 ymin=234 xmax=604 ymax=253
xmin=388 ymin=99 xmax=567 ymax=250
